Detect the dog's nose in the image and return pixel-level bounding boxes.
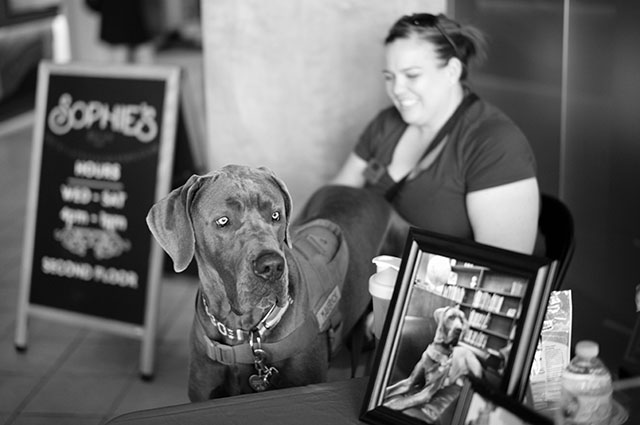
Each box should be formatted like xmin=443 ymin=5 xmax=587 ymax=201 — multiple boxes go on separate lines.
xmin=253 ymin=252 xmax=285 ymax=281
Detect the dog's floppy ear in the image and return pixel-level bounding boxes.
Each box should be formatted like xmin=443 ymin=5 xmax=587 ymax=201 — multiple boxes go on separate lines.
xmin=258 ymin=166 xmax=293 ymax=248
xmin=146 ymin=173 xmax=211 ymax=272
xmin=433 ymin=306 xmax=448 ymax=324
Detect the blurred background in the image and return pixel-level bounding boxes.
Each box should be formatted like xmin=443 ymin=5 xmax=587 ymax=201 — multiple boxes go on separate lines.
xmin=1 ymin=0 xmax=639 ymax=424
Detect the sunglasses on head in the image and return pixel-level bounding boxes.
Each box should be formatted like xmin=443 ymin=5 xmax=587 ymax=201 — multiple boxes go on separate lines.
xmin=403 ymin=13 xmax=460 ymax=59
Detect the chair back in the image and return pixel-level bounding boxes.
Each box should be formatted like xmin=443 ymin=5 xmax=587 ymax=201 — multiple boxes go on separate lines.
xmin=538 ymin=193 xmax=575 ymax=291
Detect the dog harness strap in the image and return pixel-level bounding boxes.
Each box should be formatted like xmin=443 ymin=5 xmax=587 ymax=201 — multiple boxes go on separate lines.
xmin=193 ymin=316 xmax=249 ymax=364
xmin=426 ymin=344 xmax=452 ymax=365
xmin=253 ymin=296 xmax=293 ymax=337
xmin=195 ymin=311 xmax=319 ymax=365
xmin=289 ymin=218 xmax=348 ymax=333
xmin=199 ymin=293 xmax=250 ymax=341
xmin=203 ymin=333 xmax=240 ymax=364
xmin=199 ymin=292 xmax=293 ymax=342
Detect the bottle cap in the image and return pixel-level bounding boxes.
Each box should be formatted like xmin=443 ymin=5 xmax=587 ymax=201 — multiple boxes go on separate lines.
xmin=575 ymin=340 xmax=599 ymax=359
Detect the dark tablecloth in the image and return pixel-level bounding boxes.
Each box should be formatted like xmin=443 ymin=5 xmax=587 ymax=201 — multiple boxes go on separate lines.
xmin=106 ymin=378 xmax=639 ymax=425
xmin=106 ymin=378 xmax=369 ymax=425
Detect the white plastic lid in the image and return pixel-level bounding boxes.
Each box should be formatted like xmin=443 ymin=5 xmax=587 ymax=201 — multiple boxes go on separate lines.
xmin=575 ymin=340 xmax=599 ymax=359
xmin=372 ymin=255 xmax=401 ymax=272
xmin=368 ymin=268 xmax=397 ymax=299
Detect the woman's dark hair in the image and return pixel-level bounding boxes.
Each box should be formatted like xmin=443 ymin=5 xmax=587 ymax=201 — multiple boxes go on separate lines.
xmin=384 ymin=13 xmax=487 ymax=80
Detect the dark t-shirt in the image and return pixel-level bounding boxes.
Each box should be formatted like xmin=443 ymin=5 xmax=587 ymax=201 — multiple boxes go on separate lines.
xmin=355 ymin=96 xmax=537 ymax=240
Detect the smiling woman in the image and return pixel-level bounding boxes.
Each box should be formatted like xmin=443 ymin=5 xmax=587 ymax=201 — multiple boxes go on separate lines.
xmin=331 ymin=13 xmax=540 ymax=257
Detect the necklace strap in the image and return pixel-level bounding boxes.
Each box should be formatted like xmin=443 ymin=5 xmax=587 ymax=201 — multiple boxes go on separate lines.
xmin=385 ymin=92 xmax=479 ymax=202
xmin=199 ymin=291 xmax=293 ymax=342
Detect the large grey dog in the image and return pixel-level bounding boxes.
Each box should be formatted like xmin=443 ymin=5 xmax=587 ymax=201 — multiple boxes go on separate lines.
xmin=383 ymin=305 xmax=480 ymax=411
xmin=146 ymin=164 xmax=394 ymax=401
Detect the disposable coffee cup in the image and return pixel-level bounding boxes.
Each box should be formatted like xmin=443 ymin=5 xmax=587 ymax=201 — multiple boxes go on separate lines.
xmin=368 ymin=256 xmax=401 ymax=340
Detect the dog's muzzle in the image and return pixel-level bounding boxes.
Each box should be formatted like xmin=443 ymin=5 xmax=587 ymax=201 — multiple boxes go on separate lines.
xmin=253 ymin=251 xmax=285 ymax=281
xmin=449 ymin=326 xmax=462 ymax=345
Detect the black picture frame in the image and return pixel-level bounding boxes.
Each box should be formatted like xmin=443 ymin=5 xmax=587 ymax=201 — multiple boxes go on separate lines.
xmin=361 ymin=228 xmax=556 ymax=425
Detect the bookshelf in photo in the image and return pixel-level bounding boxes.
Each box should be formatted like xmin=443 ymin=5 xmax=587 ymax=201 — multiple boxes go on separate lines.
xmin=442 ymin=262 xmax=527 ymax=376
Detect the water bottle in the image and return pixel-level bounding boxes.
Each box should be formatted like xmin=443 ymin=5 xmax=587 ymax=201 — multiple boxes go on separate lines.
xmin=368 ymin=256 xmax=401 ymax=340
xmin=559 ymin=340 xmax=613 ymax=425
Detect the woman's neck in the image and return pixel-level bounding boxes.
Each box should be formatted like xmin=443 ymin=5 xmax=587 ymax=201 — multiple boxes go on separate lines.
xmin=417 ymin=84 xmax=466 ymax=137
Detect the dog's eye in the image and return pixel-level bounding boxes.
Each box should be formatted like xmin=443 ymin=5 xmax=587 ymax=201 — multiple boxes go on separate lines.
xmin=215 ymin=216 xmax=229 ymax=227
xmin=271 ymin=211 xmax=281 ymax=221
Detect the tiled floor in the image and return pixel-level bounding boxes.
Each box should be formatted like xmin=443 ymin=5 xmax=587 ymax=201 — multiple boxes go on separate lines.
xmin=0 ymin=112 xmax=194 ymax=425
xmin=0 ymin=48 xmax=359 ymax=425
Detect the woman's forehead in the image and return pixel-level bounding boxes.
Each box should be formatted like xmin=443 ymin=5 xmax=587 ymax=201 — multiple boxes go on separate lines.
xmin=384 ymin=37 xmax=440 ymax=69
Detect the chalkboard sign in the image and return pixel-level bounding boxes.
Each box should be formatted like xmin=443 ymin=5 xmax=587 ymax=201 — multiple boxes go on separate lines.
xmin=15 ymin=62 xmax=180 ymax=378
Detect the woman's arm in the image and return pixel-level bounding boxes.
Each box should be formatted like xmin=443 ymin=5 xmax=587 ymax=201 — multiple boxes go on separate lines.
xmin=466 ymin=177 xmax=539 ymax=255
xmin=329 ymin=153 xmax=369 ymax=187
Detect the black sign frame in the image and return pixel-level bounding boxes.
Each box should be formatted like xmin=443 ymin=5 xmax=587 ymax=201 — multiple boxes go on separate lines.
xmin=14 ymin=61 xmax=180 ymax=378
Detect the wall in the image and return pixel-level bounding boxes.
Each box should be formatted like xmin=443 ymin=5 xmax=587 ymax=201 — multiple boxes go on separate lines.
xmin=455 ymin=0 xmax=640 ymax=371
xmin=563 ymin=0 xmax=639 ymax=367
xmin=59 ymin=0 xmax=110 ymax=62
xmin=453 ymin=0 xmax=564 ymax=203
xmin=200 ymin=0 xmax=445 ymax=209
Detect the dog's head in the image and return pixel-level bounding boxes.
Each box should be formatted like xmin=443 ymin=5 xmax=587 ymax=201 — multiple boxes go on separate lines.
xmin=146 ymin=164 xmax=293 ymax=315
xmin=433 ymin=306 xmax=468 ymax=346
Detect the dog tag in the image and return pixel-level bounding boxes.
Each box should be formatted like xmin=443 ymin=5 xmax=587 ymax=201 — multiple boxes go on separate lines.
xmin=265 ymin=366 xmax=279 ymax=385
xmin=249 ymin=374 xmax=270 ymax=392
xmin=252 ymin=347 xmax=270 ymax=364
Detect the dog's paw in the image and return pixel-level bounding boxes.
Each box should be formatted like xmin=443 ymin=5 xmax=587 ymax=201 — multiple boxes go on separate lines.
xmin=383 ymin=396 xmax=404 ymax=411
xmin=384 ymin=394 xmax=418 ymax=411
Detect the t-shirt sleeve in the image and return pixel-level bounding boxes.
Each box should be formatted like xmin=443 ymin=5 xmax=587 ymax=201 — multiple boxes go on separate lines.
xmin=464 ymin=118 xmax=537 ymax=192
xmin=354 ymin=107 xmax=399 ymax=161
xmin=354 ymin=112 xmax=383 ymax=160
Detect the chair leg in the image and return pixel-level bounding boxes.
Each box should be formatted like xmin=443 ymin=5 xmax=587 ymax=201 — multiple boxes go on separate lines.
xmin=347 ymin=304 xmax=377 ymax=377
xmin=348 ymin=312 xmax=367 ymax=378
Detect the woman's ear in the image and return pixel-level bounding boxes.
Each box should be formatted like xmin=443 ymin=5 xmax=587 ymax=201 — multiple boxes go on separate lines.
xmin=446 ymin=57 xmax=464 ymax=83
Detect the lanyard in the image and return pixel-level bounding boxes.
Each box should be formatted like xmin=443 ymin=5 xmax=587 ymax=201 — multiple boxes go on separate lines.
xmin=384 ymin=92 xmax=478 ymax=202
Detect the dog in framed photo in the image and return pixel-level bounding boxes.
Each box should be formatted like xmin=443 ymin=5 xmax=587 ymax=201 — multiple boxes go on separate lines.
xmin=383 ymin=305 xmax=483 ymax=412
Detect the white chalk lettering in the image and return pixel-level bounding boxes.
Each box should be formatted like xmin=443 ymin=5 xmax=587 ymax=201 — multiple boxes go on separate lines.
xmin=60 ymin=184 xmax=92 ymax=204
xmin=98 ymin=211 xmax=127 ymax=231
xmin=47 ymin=93 xmax=158 ymax=143
xmin=40 ymin=257 xmax=139 ymax=289
xmin=59 ymin=206 xmax=90 ymax=227
xmin=100 ymin=190 xmax=127 ymax=209
xmin=93 ymin=265 xmax=138 ymax=289
xmin=41 ymin=256 xmax=93 ymax=280
xmin=74 ymin=160 xmax=121 ymax=181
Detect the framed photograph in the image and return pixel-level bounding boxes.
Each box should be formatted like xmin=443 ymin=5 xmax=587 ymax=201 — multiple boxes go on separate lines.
xmin=451 ymin=376 xmax=554 ymax=425
xmin=361 ymin=228 xmax=556 ymax=425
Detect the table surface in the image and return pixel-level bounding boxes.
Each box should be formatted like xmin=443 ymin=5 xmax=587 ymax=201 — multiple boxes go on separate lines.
xmin=106 ymin=378 xmax=370 ymax=425
xmin=106 ymin=378 xmax=638 ymax=425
